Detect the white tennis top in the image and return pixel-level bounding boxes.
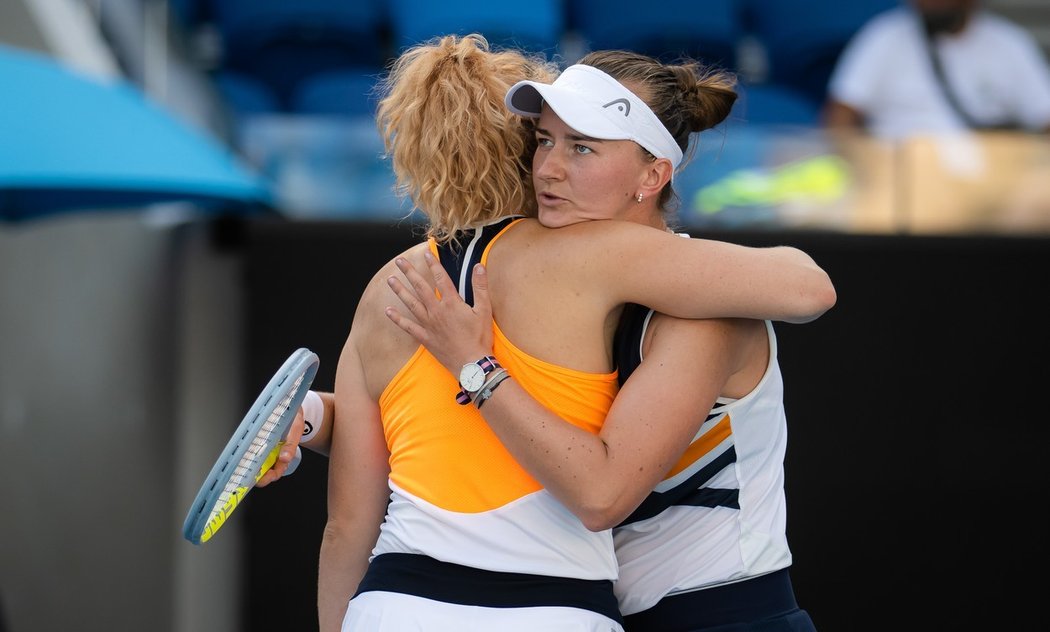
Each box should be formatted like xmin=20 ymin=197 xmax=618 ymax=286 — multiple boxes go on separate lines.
xmin=613 ymin=320 xmax=793 ymax=616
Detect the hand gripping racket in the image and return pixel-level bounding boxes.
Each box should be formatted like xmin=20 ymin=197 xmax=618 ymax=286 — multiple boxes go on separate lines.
xmin=183 ymin=347 xmax=319 ymax=544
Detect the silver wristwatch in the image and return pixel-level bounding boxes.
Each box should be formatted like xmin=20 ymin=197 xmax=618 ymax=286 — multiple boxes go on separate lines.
xmin=456 ymin=355 xmax=500 ymax=404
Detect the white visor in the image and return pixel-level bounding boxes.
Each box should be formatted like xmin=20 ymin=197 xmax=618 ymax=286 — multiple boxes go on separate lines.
xmin=505 ymin=64 xmax=683 ymax=169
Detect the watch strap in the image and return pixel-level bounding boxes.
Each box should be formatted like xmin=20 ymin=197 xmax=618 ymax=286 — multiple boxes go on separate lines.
xmin=456 ymin=355 xmax=501 ymax=405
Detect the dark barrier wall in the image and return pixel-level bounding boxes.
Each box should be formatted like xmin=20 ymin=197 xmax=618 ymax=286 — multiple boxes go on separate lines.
xmin=238 ymin=218 xmax=1050 ymax=631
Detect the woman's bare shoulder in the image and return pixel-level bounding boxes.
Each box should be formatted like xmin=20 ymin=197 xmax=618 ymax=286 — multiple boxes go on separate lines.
xmin=352 ymin=241 xmax=431 ymax=324
xmin=364 ymin=241 xmax=430 ymax=288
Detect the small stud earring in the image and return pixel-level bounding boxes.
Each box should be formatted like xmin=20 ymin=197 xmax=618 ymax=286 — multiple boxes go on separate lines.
xmin=636 ymin=193 xmax=644 ymax=203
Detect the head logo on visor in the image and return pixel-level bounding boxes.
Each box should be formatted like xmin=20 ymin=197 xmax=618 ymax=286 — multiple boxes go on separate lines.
xmin=505 ymin=64 xmax=683 ymax=170
xmin=603 ymin=98 xmax=630 ymax=115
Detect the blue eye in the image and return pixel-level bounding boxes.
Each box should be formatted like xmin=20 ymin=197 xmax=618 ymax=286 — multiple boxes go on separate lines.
xmin=574 ymin=144 xmax=593 ymax=155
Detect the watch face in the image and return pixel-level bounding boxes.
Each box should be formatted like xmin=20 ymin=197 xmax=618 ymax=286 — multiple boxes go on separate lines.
xmin=459 ymin=363 xmax=486 ymax=392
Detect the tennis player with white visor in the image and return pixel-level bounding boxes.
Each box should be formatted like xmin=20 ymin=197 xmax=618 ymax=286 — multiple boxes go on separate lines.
xmin=496 ymin=60 xmax=817 ymax=632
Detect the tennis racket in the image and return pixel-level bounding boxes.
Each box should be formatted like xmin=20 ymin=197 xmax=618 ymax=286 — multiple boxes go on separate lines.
xmin=183 ymin=347 xmax=320 ymax=545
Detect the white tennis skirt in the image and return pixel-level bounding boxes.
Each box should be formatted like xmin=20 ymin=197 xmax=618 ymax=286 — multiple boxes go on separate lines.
xmin=342 ymin=591 xmax=625 ymax=631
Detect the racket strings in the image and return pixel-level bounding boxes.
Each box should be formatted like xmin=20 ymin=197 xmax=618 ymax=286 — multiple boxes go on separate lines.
xmin=205 ymin=372 xmax=307 ymax=523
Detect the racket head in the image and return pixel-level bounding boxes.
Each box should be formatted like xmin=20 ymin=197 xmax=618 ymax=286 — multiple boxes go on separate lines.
xmin=183 ymin=347 xmax=319 ymax=545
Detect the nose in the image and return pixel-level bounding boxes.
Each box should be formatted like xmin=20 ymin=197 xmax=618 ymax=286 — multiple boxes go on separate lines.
xmin=534 ymin=146 xmax=565 ymax=182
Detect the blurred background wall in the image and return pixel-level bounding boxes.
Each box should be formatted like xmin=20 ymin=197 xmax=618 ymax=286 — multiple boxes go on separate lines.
xmin=1 ymin=1 xmax=1049 ymax=631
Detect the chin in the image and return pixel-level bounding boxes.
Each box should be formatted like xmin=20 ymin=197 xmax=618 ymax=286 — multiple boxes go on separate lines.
xmin=537 ymin=207 xmax=586 ymax=229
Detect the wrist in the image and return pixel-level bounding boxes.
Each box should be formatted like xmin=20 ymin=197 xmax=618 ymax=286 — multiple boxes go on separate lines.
xmin=456 ymin=355 xmax=501 ymax=405
xmin=299 ymin=390 xmax=325 ymax=444
xmin=474 ymin=370 xmax=511 ymax=409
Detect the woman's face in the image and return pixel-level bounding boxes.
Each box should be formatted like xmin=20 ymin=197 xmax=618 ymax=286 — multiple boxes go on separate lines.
xmin=531 ymin=106 xmax=654 ymax=229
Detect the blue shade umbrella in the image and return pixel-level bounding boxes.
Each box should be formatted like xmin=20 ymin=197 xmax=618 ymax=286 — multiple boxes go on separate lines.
xmin=0 ymin=44 xmax=272 ymax=221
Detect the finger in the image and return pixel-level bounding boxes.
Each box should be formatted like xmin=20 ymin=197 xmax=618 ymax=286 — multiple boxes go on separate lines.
xmin=256 ymin=444 xmax=301 ymax=486
xmin=471 ymin=263 xmax=492 ymax=319
xmin=423 ymin=251 xmax=459 ymax=298
xmin=283 ymin=446 xmax=302 ymax=477
xmin=256 ymin=462 xmax=281 ymax=487
xmin=387 ymin=275 xmax=430 ymax=321
xmin=395 ymin=257 xmax=438 ymax=306
xmin=385 ymin=305 xmax=429 ymax=344
xmin=256 ymin=470 xmax=278 ymax=487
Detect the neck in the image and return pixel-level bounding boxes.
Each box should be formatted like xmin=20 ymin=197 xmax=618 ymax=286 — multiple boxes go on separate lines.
xmin=624 ymin=203 xmax=667 ymax=231
xmin=645 ymin=209 xmax=669 ymax=232
xmin=922 ymin=8 xmax=972 ymax=36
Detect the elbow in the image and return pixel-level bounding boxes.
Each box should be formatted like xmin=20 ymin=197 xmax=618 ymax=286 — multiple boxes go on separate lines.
xmin=575 ymin=496 xmax=632 ymax=532
xmin=581 ymin=512 xmax=624 ymax=532
xmin=788 ymin=268 xmax=837 ymax=324
xmin=321 ymin=516 xmax=351 ymax=544
xmin=772 ymin=247 xmax=838 ymax=323
xmin=823 ymin=278 xmax=838 ymax=312
xmin=578 ymin=510 xmax=620 ymax=532
xmin=807 ymin=273 xmax=838 ymax=321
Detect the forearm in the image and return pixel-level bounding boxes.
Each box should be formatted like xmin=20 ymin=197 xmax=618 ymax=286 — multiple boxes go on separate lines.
xmin=318 ymin=519 xmax=370 ymax=632
xmin=476 ymin=379 xmax=646 ymax=530
xmin=667 ymin=243 xmax=836 ymax=324
xmin=607 ymin=228 xmax=837 ymax=324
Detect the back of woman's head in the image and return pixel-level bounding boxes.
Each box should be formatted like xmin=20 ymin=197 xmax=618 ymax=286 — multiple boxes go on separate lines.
xmin=377 ymin=34 xmax=558 ymax=243
xmin=575 ymin=50 xmax=736 ymax=214
xmin=577 ymin=50 xmax=737 ymax=167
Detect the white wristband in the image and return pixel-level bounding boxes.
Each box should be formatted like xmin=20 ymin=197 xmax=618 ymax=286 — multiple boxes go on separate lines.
xmin=299 ymin=390 xmax=324 ymax=445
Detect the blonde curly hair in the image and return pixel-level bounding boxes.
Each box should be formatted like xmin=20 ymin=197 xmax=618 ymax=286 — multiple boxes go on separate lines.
xmin=376 ymin=34 xmax=558 ymax=244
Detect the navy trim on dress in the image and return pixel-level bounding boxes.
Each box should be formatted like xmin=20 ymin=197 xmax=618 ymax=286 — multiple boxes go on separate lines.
xmin=355 ymin=553 xmax=624 ymax=624
xmin=623 ymin=568 xmax=814 ymax=632
xmin=437 ymin=216 xmax=522 ymax=306
xmin=619 ymin=447 xmax=739 ymax=526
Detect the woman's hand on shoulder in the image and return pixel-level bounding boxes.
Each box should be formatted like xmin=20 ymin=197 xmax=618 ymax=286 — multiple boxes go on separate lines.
xmin=384 ymin=251 xmax=495 ymax=374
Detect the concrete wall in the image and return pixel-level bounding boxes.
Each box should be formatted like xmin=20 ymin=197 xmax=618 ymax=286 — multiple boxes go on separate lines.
xmin=0 ymin=213 xmax=242 ymax=632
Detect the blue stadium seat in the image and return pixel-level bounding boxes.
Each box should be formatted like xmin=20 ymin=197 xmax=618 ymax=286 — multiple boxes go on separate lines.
xmin=168 ymin=0 xmax=206 ymax=29
xmin=207 ymin=0 xmax=389 ymax=107
xmin=388 ymin=0 xmax=565 ymax=54
xmin=291 ymin=68 xmax=383 ymax=118
xmin=731 ymin=82 xmax=820 ymax=127
xmin=215 ymin=71 xmax=281 ymax=116
xmin=744 ymin=0 xmax=900 ymax=104
xmin=568 ymin=0 xmax=744 ymax=68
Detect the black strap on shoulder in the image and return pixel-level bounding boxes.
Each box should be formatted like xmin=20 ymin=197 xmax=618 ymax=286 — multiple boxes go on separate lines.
xmin=612 ymin=303 xmax=651 ymax=387
xmin=435 ymin=217 xmax=522 ymax=306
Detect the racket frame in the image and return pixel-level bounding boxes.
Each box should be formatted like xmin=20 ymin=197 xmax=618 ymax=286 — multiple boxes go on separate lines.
xmin=182 ymin=347 xmax=319 ymax=545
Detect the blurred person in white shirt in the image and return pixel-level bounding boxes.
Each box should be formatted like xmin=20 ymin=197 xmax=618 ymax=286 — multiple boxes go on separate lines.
xmin=823 ymin=0 xmax=1050 ymax=139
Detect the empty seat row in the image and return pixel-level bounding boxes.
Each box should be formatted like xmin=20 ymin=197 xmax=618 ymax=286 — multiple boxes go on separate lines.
xmin=171 ymin=0 xmax=901 ymax=121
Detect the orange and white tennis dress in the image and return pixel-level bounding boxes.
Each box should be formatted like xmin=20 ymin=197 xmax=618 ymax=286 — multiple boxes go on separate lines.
xmin=343 ymin=217 xmax=624 ymax=631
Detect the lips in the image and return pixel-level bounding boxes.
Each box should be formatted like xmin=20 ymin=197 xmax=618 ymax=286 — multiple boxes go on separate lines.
xmin=538 ymin=191 xmax=566 ymax=204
